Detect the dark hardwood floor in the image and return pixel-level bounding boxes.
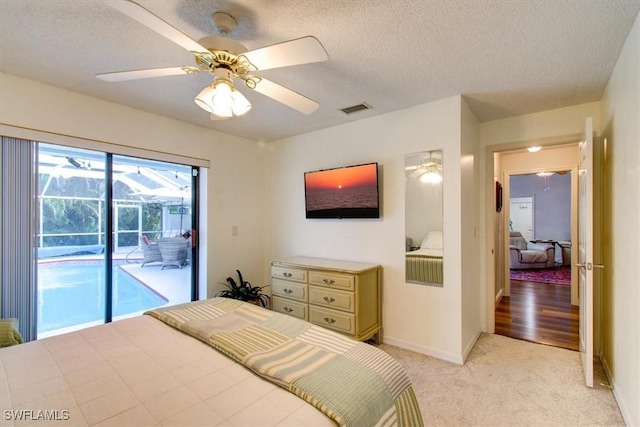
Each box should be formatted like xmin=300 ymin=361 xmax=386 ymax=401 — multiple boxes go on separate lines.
xmin=495 ymin=279 xmax=579 ymax=351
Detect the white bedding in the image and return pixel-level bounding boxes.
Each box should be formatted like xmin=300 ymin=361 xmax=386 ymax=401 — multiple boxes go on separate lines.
xmin=406 ymin=248 xmax=443 ymax=257
xmin=0 ymin=315 xmax=334 ymax=426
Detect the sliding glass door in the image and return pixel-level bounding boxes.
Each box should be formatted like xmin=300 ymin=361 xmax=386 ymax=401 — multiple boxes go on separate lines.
xmin=110 ymin=154 xmax=194 ymax=322
xmin=37 ymin=144 xmax=107 ymax=336
xmin=36 ymin=144 xmax=197 ymax=338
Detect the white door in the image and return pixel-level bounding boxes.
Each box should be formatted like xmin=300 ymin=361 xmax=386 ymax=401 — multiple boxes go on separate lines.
xmin=510 ymin=196 xmax=534 ymax=242
xmin=577 ymin=117 xmax=594 ymax=388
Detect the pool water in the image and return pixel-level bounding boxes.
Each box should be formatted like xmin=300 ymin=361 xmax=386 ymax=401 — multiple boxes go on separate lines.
xmin=38 ymin=262 xmax=168 ymax=334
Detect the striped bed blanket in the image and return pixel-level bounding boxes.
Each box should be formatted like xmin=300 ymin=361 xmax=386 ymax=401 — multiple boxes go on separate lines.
xmin=406 ymin=253 xmax=443 ymax=285
xmin=145 ymin=298 xmax=424 ymax=427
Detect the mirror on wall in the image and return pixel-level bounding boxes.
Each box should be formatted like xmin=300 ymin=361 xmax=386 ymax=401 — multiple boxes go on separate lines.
xmin=405 ymin=150 xmax=443 ymax=286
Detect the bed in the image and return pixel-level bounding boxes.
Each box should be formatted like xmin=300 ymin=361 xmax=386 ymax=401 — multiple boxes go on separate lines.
xmin=406 ymin=248 xmax=443 ymax=285
xmin=406 ymin=230 xmax=443 ymax=285
xmin=0 ymin=298 xmax=423 ymax=426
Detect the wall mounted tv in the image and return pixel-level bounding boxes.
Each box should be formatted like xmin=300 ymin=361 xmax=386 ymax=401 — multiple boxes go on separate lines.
xmin=304 ymin=162 xmax=380 ymax=219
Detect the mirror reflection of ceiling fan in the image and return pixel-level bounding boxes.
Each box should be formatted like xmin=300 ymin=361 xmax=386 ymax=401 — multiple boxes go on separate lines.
xmin=97 ymin=0 xmax=329 ymax=119
xmin=405 ymin=151 xmax=443 ymax=183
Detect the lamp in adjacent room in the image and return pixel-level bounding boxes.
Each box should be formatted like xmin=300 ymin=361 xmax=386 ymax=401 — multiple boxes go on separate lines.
xmin=536 ymin=171 xmax=554 ymax=191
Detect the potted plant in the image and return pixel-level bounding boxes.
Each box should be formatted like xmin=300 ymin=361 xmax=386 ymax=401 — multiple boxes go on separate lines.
xmin=216 ymin=270 xmax=271 ymax=308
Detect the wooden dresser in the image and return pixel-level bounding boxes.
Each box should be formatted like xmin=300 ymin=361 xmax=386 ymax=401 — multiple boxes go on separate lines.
xmin=270 ymin=256 xmax=382 ymax=343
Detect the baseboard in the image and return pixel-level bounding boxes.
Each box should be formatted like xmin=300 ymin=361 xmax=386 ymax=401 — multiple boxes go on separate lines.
xmin=600 ymin=353 xmax=614 ymax=387
xmin=462 ymin=330 xmax=482 ymax=362
xmin=495 ymin=288 xmax=503 ymax=304
xmin=383 ymin=335 xmax=464 ymax=365
xmin=600 ymin=355 xmax=635 ymax=426
xmin=613 ymin=386 xmax=635 ymax=426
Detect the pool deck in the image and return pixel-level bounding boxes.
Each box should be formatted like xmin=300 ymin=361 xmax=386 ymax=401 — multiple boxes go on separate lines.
xmin=120 ymin=261 xmax=191 ymax=305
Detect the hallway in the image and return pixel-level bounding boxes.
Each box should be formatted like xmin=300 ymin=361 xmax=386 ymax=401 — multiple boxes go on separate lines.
xmin=495 ymin=279 xmax=578 ymax=351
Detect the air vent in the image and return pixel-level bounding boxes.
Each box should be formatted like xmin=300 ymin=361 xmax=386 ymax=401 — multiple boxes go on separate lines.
xmin=340 ymin=103 xmax=372 ymax=115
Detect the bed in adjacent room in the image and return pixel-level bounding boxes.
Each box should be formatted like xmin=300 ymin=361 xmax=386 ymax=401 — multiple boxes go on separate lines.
xmin=0 ymin=298 xmax=423 ymax=426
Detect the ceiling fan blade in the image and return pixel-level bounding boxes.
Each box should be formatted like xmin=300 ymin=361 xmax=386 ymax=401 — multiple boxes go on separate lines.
xmin=251 ymin=78 xmax=319 ymax=114
xmin=96 ymin=67 xmax=193 ymax=82
xmin=242 ymin=36 xmax=328 ymax=71
xmin=105 ymin=0 xmax=209 ymax=53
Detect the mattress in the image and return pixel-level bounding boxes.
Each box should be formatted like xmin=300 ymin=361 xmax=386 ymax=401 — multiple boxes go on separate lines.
xmin=0 ymin=314 xmax=334 ymax=426
xmin=1 ymin=299 xmax=424 ymax=426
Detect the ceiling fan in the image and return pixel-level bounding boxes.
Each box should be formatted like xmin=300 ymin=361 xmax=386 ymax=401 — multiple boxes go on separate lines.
xmin=97 ymin=0 xmax=329 ymax=119
xmin=405 ymin=151 xmax=443 ymax=183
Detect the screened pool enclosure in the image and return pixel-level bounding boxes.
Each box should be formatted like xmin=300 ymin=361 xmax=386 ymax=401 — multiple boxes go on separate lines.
xmin=33 ymin=142 xmax=197 ymax=337
xmin=38 ymin=143 xmax=193 ymax=256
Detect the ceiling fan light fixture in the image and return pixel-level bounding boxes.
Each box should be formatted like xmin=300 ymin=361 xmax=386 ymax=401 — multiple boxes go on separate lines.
xmin=194 ymin=84 xmax=216 ymax=113
xmin=228 ymin=89 xmax=252 ymax=116
xmin=210 ymin=80 xmax=235 ymax=117
xmin=100 ymin=2 xmax=329 ymax=120
xmin=194 ymin=69 xmax=251 ymax=117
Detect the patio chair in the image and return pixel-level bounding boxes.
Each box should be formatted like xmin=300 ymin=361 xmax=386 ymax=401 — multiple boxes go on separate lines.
xmin=157 ymin=237 xmax=189 ymax=270
xmin=140 ymin=236 xmax=162 ymax=267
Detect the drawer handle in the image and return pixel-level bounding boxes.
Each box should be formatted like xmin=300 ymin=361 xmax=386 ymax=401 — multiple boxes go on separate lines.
xmin=323 ymin=296 xmax=335 ymax=304
xmin=283 ymin=288 xmax=293 ymax=294
xmin=283 ymin=272 xmax=293 ymax=278
xmin=323 ymin=279 xmax=335 ymax=285
xmin=283 ymin=307 xmax=293 ymax=313
xmin=323 ymin=317 xmax=336 ymax=325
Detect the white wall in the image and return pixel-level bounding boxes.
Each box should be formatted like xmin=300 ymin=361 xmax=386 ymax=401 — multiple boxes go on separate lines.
xmin=481 ymin=102 xmax=602 ymax=147
xmin=501 ymin=144 xmax=579 ymax=172
xmin=460 ymin=99 xmax=481 ymax=358
xmin=599 ymin=11 xmax=640 ymax=426
xmin=0 ymin=72 xmax=266 ymax=298
xmin=264 ymin=96 xmax=469 ymax=363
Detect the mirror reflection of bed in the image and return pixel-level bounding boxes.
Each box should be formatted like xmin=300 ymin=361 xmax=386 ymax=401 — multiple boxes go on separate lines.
xmin=405 ymin=150 xmax=443 ymax=286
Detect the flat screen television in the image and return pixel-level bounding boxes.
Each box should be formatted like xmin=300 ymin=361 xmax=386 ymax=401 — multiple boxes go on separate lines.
xmin=304 ymin=162 xmax=380 ymax=219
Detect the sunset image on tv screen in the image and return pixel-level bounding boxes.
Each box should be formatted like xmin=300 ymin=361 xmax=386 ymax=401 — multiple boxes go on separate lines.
xmin=305 ymin=163 xmax=379 ymax=218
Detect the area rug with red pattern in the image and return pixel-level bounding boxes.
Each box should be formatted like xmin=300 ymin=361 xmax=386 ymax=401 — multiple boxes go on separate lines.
xmin=510 ymin=267 xmax=571 ymax=286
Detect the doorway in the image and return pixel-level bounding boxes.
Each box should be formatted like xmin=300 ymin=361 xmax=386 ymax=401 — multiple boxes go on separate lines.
xmin=509 ymin=196 xmax=534 ymax=241
xmin=492 ymin=145 xmax=579 ymax=351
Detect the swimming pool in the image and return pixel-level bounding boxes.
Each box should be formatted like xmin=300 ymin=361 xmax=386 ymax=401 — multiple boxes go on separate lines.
xmin=38 ymin=261 xmax=168 ymax=334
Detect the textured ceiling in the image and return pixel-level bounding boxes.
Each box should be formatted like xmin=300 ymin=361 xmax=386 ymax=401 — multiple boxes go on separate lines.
xmin=1 ymin=0 xmax=639 ymax=142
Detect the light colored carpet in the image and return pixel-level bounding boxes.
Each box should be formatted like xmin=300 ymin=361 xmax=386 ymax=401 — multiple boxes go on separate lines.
xmin=380 ymin=334 xmax=624 ymax=426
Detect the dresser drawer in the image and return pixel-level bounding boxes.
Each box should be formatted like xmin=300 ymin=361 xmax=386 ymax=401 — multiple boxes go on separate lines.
xmin=308 ymin=271 xmax=354 ymax=291
xmin=272 ymin=296 xmax=308 ymax=321
xmin=271 ymin=265 xmax=308 ymax=283
xmin=309 ymin=306 xmax=355 ymax=335
xmin=309 ymin=287 xmax=354 ymax=313
xmin=272 ymin=278 xmax=308 ymax=302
